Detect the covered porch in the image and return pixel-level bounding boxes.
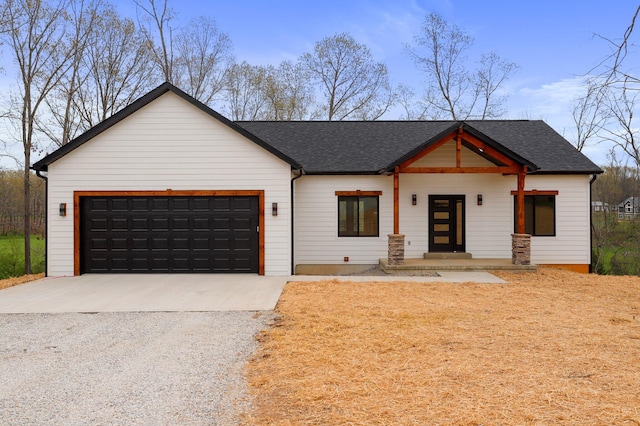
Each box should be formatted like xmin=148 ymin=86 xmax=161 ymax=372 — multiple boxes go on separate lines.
xmin=387 ymin=124 xmax=536 ymax=267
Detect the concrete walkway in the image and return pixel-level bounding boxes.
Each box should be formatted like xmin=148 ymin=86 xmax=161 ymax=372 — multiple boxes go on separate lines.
xmin=0 ymin=271 xmax=504 ymax=313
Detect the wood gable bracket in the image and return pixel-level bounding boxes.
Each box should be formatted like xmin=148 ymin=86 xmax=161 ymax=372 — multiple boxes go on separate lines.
xmin=398 ymin=127 xmax=523 ymax=175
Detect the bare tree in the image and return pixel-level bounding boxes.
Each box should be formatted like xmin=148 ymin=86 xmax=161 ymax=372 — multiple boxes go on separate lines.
xmin=135 ymin=0 xmax=176 ymax=83
xmin=595 ymin=5 xmax=640 ymax=89
xmin=261 ymin=60 xmax=314 ymax=120
xmin=302 ymin=33 xmax=394 ymax=121
xmin=40 ymin=0 xmax=101 ymax=147
xmin=570 ymin=77 xmax=607 ymax=152
xmin=0 ymin=0 xmax=75 ymax=273
xmin=407 ymin=12 xmax=518 ymax=120
xmin=599 ymin=83 xmax=640 ymax=166
xmin=74 ymin=6 xmax=154 ymax=129
xmin=223 ymin=62 xmax=269 ymax=121
xmin=174 ymin=16 xmax=233 ymax=104
xmin=475 ymin=51 xmax=518 ymax=119
xmin=587 ymin=6 xmax=640 ymax=168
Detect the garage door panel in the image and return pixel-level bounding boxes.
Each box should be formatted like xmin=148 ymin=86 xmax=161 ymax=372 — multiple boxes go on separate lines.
xmin=132 ymin=198 xmax=150 ymax=211
xmin=90 ymin=198 xmax=109 ymax=211
xmin=231 ymin=197 xmax=254 ymax=212
xmin=112 ymin=218 xmax=128 ymax=230
xmin=81 ymin=195 xmax=259 ymax=273
xmin=151 ymin=198 xmax=169 ymax=211
xmin=152 ymin=218 xmax=169 ymax=230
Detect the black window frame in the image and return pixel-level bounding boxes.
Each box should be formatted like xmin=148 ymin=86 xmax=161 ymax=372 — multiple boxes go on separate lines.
xmin=513 ymin=194 xmax=556 ymax=237
xmin=337 ymin=195 xmax=380 ymax=237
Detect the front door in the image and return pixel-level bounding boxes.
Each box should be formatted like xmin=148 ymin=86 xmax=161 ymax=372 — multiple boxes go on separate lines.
xmin=429 ymin=195 xmax=465 ymax=253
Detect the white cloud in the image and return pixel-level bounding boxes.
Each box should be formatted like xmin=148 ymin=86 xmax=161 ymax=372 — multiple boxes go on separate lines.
xmin=515 ymin=76 xmax=586 ymax=118
xmin=507 ymin=76 xmax=614 ymax=165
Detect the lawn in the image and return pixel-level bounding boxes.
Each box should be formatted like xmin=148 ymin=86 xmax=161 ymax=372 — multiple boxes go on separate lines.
xmin=0 ymin=235 xmax=45 ymax=279
xmin=246 ymin=268 xmax=640 ymax=425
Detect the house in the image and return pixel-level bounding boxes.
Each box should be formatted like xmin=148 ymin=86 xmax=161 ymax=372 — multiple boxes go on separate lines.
xmin=618 ymin=197 xmax=640 ymax=220
xmin=591 ymin=201 xmax=610 ymax=212
xmin=32 ymin=82 xmax=602 ymax=276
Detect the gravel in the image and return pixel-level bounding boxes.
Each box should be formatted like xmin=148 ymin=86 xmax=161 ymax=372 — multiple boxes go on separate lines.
xmin=0 ymin=311 xmax=275 ymax=425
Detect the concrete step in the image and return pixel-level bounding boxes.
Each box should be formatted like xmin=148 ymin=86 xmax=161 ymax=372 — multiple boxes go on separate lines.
xmin=423 ymin=252 xmax=473 ymax=260
xmin=380 ymin=258 xmax=537 ymax=272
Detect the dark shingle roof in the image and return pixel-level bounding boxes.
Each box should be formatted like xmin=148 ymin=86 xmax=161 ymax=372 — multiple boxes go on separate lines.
xmin=238 ymin=120 xmax=602 ymax=175
xmin=31 ymin=82 xmax=601 ymax=176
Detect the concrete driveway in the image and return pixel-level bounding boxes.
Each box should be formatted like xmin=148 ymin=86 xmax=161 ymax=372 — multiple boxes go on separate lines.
xmin=0 ymin=274 xmax=288 ymax=313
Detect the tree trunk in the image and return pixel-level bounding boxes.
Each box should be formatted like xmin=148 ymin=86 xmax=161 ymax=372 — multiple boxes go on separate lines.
xmin=23 ymin=147 xmax=31 ymax=275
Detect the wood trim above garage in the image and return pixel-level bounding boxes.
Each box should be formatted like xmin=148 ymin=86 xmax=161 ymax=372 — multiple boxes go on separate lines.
xmin=73 ymin=190 xmax=265 ymax=276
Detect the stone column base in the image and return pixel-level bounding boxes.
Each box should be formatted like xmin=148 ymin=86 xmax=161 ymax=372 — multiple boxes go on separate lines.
xmin=388 ymin=234 xmax=405 ymax=265
xmin=512 ymin=233 xmax=531 ymax=265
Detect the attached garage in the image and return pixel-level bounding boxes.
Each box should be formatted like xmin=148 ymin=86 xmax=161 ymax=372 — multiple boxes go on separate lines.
xmin=79 ymin=194 xmax=260 ymax=274
xmin=75 ymin=191 xmax=264 ymax=274
xmin=33 ymin=83 xmax=298 ymax=277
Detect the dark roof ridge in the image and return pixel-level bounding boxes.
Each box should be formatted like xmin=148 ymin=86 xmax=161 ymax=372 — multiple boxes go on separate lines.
xmin=236 ymin=119 xmax=536 ymax=124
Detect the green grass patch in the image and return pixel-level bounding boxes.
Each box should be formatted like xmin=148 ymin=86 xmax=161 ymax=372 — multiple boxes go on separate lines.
xmin=0 ymin=235 xmax=45 ymax=279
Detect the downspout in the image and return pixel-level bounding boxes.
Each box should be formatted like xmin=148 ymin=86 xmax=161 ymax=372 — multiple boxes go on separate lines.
xmin=35 ymin=169 xmax=48 ymax=277
xmin=291 ymin=169 xmax=304 ymax=275
xmin=589 ymin=173 xmax=597 ymax=274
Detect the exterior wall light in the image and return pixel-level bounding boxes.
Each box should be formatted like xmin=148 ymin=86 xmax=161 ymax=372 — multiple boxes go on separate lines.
xmin=59 ymin=203 xmax=67 ymax=216
xmin=477 ymin=194 xmax=483 ymax=206
xmin=412 ymin=194 xmax=417 ymax=206
xmin=272 ymin=202 xmax=278 ymax=216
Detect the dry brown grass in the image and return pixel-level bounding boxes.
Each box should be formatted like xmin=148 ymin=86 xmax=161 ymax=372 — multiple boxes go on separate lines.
xmin=246 ymin=268 xmax=640 ymax=425
xmin=0 ymin=273 xmax=45 ymax=291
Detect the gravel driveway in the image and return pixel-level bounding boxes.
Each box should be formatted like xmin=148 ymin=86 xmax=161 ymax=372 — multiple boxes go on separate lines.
xmin=0 ymin=311 xmax=274 ymax=425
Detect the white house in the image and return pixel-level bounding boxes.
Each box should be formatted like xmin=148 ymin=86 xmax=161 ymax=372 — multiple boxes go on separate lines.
xmin=618 ymin=197 xmax=640 ymax=220
xmin=32 ymin=83 xmax=602 ymax=276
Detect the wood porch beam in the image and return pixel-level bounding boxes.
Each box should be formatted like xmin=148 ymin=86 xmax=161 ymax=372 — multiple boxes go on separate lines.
xmin=393 ymin=166 xmax=399 ymax=234
xmin=401 ymin=166 xmax=522 ymax=174
xmin=456 ymin=127 xmax=462 ymax=168
xmin=461 ymin=132 xmax=521 ymax=167
xmin=516 ymin=165 xmax=527 ymax=234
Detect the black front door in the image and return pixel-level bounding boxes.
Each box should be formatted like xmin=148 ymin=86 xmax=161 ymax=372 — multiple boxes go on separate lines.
xmin=429 ymin=195 xmax=465 ymax=253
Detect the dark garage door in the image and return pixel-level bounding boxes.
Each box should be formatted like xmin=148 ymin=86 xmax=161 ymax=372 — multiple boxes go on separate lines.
xmin=80 ymin=196 xmax=259 ymax=273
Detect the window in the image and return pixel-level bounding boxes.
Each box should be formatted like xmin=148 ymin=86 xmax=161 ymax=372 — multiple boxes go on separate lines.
xmin=514 ymin=194 xmax=556 ymax=236
xmin=337 ymin=195 xmax=379 ymax=237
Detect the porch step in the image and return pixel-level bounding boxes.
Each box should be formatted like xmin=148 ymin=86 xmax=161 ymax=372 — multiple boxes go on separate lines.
xmin=423 ymin=252 xmax=472 ymax=260
xmin=380 ymin=258 xmax=537 ymax=272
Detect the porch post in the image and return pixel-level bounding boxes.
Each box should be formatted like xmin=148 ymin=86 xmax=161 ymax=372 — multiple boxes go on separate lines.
xmin=393 ymin=166 xmax=399 ymax=234
xmin=388 ymin=167 xmax=405 ymax=265
xmin=516 ymin=165 xmax=526 ymax=234
xmin=513 ymin=165 xmax=531 ymax=265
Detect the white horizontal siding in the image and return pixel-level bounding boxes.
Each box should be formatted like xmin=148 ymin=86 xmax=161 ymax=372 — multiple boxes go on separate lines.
xmin=400 ymin=173 xmax=514 ymax=259
xmin=523 ymin=175 xmax=591 ymax=265
xmin=294 ymin=173 xmax=592 ymax=267
xmin=294 ymin=176 xmax=393 ymax=265
xmin=46 ymin=92 xmax=292 ymax=276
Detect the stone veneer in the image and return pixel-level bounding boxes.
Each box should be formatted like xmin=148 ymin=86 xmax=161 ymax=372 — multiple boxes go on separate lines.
xmin=388 ymin=234 xmax=405 ymax=265
xmin=512 ymin=233 xmax=531 ymax=265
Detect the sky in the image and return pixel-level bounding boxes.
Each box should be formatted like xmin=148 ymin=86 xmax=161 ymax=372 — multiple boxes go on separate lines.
xmin=2 ymin=0 xmax=640 ymax=167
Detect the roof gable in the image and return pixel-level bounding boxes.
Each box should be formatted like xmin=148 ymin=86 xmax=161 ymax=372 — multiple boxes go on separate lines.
xmin=32 ymin=82 xmax=302 ymax=171
xmin=388 ymin=123 xmax=536 ymax=173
